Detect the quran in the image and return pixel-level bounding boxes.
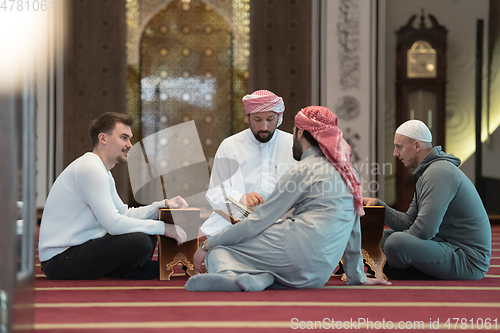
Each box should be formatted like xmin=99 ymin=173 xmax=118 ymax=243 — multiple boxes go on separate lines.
xmin=226 ymin=196 xmax=253 ymax=217
xmin=213 ymin=209 xmax=240 ymax=225
xmin=213 ymin=196 xmax=254 ymax=225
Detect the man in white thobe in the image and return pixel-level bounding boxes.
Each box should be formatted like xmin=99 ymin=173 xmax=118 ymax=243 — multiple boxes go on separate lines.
xmin=201 ymin=90 xmax=295 ymax=237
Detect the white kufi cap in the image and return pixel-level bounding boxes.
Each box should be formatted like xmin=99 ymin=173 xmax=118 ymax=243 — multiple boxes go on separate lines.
xmin=395 ymin=120 xmax=432 ymax=142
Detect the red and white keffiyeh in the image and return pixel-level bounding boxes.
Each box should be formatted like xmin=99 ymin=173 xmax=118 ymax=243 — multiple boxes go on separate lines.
xmin=242 ymin=90 xmax=285 ymax=115
xmin=295 ymin=106 xmax=365 ymax=216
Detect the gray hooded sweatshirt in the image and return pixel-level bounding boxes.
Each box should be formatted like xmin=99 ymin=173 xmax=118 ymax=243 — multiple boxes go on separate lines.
xmin=379 ymin=146 xmax=491 ymax=273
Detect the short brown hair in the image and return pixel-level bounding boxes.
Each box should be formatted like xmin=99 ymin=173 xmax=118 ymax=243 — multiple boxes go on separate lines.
xmin=88 ymin=112 xmax=134 ymax=148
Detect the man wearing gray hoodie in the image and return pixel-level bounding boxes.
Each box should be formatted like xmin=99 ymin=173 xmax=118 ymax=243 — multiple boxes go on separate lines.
xmin=364 ymin=120 xmax=491 ymax=280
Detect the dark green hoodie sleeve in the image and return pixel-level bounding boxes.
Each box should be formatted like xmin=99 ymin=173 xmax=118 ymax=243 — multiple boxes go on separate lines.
xmin=404 ymin=164 xmax=459 ymax=239
xmin=378 ymin=162 xmax=459 ymax=239
xmin=376 ymin=197 xmax=417 ymax=232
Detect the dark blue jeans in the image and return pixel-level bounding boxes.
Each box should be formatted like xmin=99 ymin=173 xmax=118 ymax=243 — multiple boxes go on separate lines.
xmin=41 ymin=233 xmax=158 ymax=280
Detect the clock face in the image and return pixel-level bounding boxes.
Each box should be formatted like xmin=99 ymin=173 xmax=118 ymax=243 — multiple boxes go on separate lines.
xmin=407 ymin=40 xmax=437 ymax=78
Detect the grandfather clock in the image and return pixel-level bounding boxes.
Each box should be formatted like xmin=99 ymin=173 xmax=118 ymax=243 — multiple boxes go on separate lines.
xmin=395 ymin=11 xmax=447 ymax=211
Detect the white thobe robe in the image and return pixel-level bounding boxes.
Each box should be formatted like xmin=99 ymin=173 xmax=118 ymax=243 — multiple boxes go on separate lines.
xmin=201 ymin=128 xmax=295 ymax=236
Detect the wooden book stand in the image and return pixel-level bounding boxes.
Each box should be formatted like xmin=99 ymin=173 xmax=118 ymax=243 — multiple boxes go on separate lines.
xmin=360 ymin=206 xmax=387 ymax=280
xmin=157 ymin=208 xmax=201 ymax=281
xmin=339 ymin=206 xmax=387 ymax=280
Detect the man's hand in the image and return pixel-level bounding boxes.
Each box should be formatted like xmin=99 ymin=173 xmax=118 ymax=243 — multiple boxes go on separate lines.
xmin=164 ymin=224 xmax=187 ymax=245
xmin=240 ymin=192 xmax=264 ymax=208
xmin=361 ymin=277 xmax=392 ymax=286
xmin=363 ymin=197 xmax=378 ymax=206
xmin=165 ymin=196 xmax=189 ymax=209
xmin=193 ymin=247 xmax=207 ymax=273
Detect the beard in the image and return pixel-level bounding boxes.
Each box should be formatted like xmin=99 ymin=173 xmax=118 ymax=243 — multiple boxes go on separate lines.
xmin=116 ymin=149 xmax=129 ymax=164
xmin=116 ymin=156 xmax=127 ymax=164
xmin=252 ymin=129 xmax=275 ymax=143
xmin=292 ymin=134 xmax=302 ymax=161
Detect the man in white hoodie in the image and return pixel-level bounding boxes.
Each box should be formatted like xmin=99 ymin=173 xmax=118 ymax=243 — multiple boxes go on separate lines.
xmin=39 ymin=112 xmax=187 ymax=280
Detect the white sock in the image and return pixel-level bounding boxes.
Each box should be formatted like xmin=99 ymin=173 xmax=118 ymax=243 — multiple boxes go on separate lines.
xmin=185 ymin=273 xmax=243 ymax=292
xmin=235 ymin=273 xmax=274 ymax=291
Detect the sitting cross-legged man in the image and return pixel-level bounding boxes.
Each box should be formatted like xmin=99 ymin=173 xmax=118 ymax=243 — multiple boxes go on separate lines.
xmin=185 ymin=106 xmax=391 ymax=292
xmin=39 ymin=112 xmax=188 ymax=280
xmin=364 ymin=120 xmax=491 ymax=280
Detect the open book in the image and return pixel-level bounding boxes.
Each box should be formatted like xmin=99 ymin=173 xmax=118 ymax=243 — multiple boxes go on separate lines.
xmin=213 ymin=196 xmax=254 ymax=225
xmin=226 ymin=196 xmax=253 ymax=217
xmin=213 ymin=209 xmax=240 ymax=225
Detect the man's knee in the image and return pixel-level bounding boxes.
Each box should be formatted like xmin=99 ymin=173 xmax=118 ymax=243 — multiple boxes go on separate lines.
xmin=380 ymin=230 xmax=395 ymax=251
xmin=384 ymin=231 xmax=406 ymax=250
xmin=383 ymin=232 xmax=414 ymax=265
xmin=120 ymin=232 xmax=154 ymax=258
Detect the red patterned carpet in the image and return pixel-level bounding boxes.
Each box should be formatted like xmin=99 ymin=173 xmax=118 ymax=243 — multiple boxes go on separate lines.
xmin=32 ymin=225 xmax=500 ymax=332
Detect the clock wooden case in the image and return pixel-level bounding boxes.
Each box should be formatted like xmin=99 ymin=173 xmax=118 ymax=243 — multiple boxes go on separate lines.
xmin=395 ymin=11 xmax=448 ymax=211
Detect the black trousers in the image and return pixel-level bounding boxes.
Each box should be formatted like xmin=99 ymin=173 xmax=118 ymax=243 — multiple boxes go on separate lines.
xmin=41 ymin=233 xmax=158 ymax=280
